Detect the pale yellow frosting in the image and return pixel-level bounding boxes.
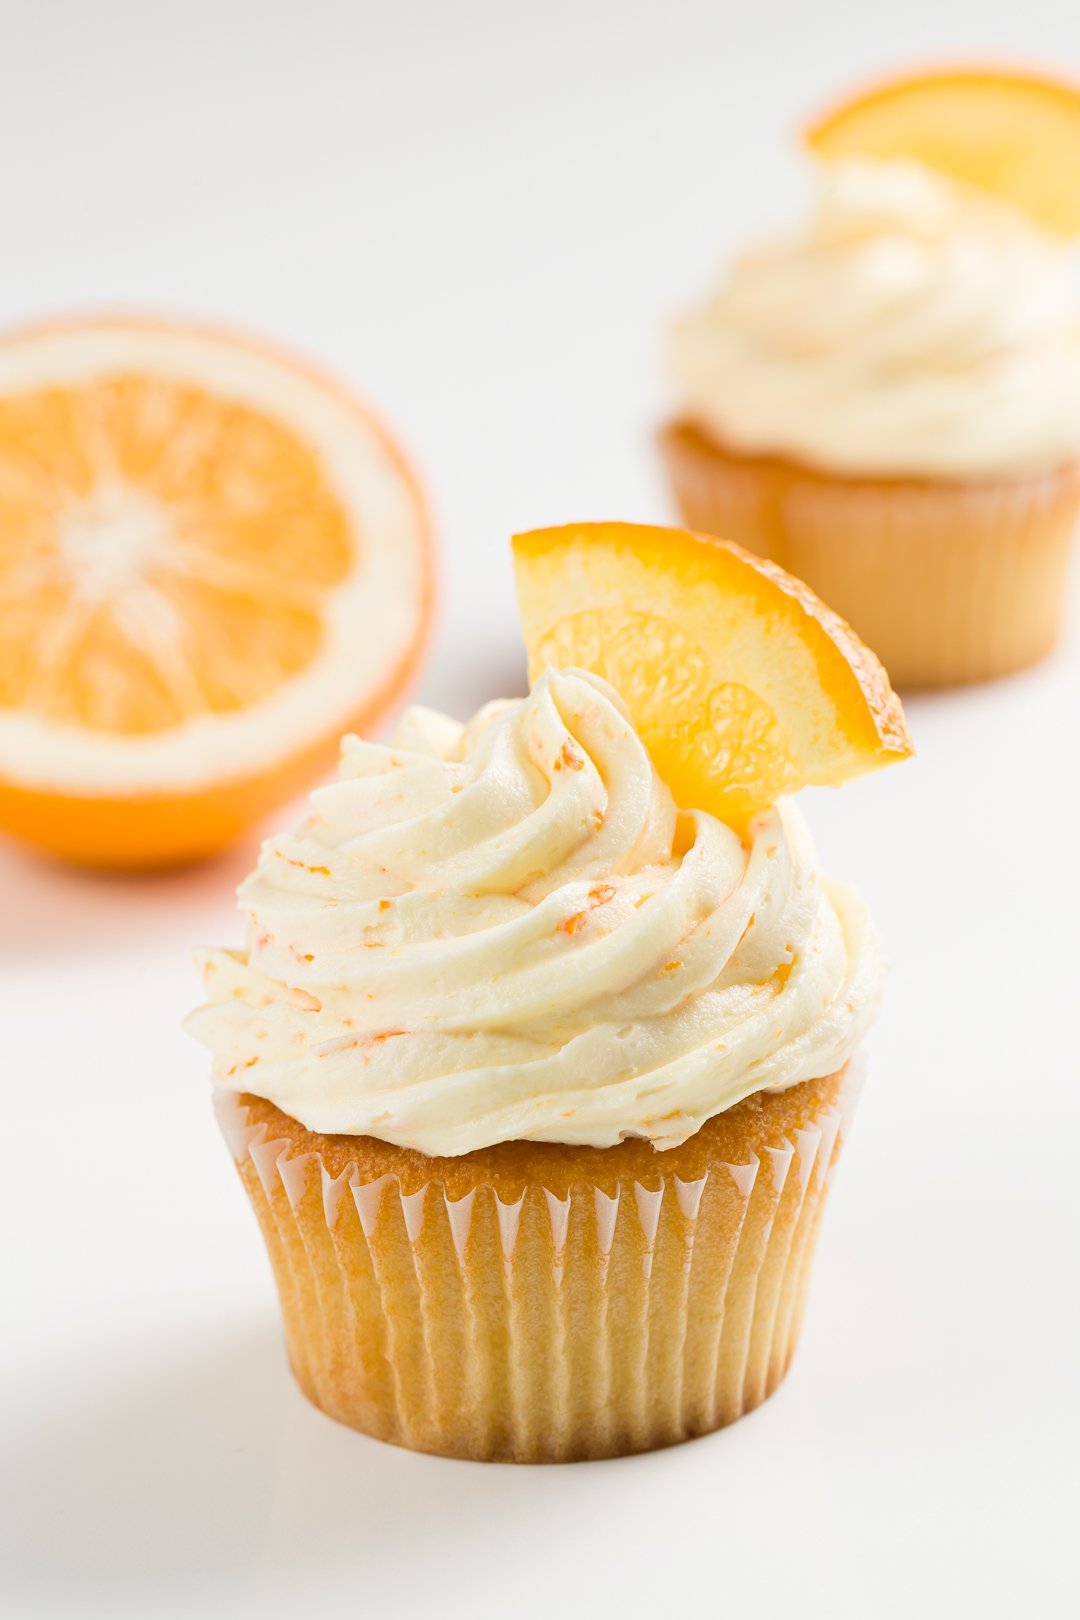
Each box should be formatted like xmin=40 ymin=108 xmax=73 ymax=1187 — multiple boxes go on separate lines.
xmin=671 ymin=158 xmax=1080 ymax=478
xmin=186 ymin=670 xmax=881 ymax=1155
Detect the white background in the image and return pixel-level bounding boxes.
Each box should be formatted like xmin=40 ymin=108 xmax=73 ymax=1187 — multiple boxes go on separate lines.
xmin=2 ymin=3 xmax=1079 ymax=1617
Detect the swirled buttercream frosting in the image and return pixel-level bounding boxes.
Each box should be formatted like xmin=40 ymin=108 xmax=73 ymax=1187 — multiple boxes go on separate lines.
xmin=187 ymin=669 xmax=881 ymax=1154
xmin=670 ymin=158 xmax=1080 ymax=478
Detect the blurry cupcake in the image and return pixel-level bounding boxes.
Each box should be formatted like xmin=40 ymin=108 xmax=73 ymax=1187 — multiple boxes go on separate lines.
xmin=188 ymin=522 xmax=911 ymax=1462
xmin=660 ymin=70 xmax=1080 ymax=689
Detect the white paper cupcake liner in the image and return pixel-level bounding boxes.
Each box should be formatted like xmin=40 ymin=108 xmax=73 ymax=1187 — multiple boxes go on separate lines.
xmin=216 ymin=1063 xmax=862 ymax=1462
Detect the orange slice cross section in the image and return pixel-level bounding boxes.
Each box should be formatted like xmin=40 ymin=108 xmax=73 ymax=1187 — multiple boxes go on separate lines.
xmin=807 ymin=66 xmax=1080 ymax=236
xmin=0 ymin=315 xmax=433 ymax=868
xmin=513 ymin=522 xmax=911 ymax=832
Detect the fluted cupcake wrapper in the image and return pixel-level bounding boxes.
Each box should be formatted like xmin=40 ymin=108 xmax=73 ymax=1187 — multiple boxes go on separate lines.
xmin=660 ymin=420 xmax=1080 ymax=689
xmin=216 ymin=1064 xmax=861 ymax=1463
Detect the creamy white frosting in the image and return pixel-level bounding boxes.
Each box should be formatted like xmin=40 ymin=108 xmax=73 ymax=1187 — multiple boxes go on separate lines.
xmin=186 ymin=670 xmax=881 ymax=1155
xmin=671 ymin=159 xmax=1080 ymax=478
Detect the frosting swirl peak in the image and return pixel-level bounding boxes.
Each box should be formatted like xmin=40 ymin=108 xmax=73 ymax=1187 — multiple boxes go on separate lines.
xmin=187 ymin=670 xmax=880 ymax=1154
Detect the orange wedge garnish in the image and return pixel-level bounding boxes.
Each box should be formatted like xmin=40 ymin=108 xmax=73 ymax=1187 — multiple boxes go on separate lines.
xmin=0 ymin=314 xmax=433 ymax=868
xmin=513 ymin=522 xmax=911 ymax=831
xmin=807 ymin=65 xmax=1080 ymax=235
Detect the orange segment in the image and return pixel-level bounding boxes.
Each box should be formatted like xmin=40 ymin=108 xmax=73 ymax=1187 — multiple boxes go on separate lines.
xmin=806 ymin=66 xmax=1080 ymax=236
xmin=0 ymin=315 xmax=433 ymax=868
xmin=513 ymin=522 xmax=911 ymax=831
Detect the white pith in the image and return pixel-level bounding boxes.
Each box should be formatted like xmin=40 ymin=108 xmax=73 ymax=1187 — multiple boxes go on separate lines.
xmin=59 ymin=484 xmax=172 ymax=597
xmin=0 ymin=325 xmax=428 ymax=796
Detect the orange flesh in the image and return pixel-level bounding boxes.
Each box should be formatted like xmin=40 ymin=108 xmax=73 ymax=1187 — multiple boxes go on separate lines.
xmin=0 ymin=374 xmax=352 ymax=732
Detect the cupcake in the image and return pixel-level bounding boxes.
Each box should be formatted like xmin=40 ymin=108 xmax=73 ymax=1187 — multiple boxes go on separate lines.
xmin=188 ymin=521 xmax=911 ymax=1462
xmin=660 ymin=72 xmax=1080 ymax=689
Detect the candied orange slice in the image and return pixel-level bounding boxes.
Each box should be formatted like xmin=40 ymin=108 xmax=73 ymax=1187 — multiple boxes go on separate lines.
xmin=807 ymin=66 xmax=1080 ymax=235
xmin=513 ymin=522 xmax=911 ymax=830
xmin=0 ymin=315 xmax=433 ymax=868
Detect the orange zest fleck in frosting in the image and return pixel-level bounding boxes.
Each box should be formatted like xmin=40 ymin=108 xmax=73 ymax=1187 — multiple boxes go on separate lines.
xmin=557 ymin=884 xmax=617 ymax=936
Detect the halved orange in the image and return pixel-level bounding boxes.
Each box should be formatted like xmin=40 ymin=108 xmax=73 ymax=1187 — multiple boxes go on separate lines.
xmin=806 ymin=66 xmax=1080 ymax=236
xmin=0 ymin=314 xmax=433 ymax=868
xmin=513 ymin=522 xmax=911 ymax=832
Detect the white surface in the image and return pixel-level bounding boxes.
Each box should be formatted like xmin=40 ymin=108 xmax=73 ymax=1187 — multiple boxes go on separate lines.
xmin=2 ymin=4 xmax=1078 ymax=1618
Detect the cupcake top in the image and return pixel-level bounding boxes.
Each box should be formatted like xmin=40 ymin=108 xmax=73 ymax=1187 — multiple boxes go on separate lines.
xmin=670 ymin=158 xmax=1080 ymax=479
xmin=187 ymin=668 xmax=881 ymax=1156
